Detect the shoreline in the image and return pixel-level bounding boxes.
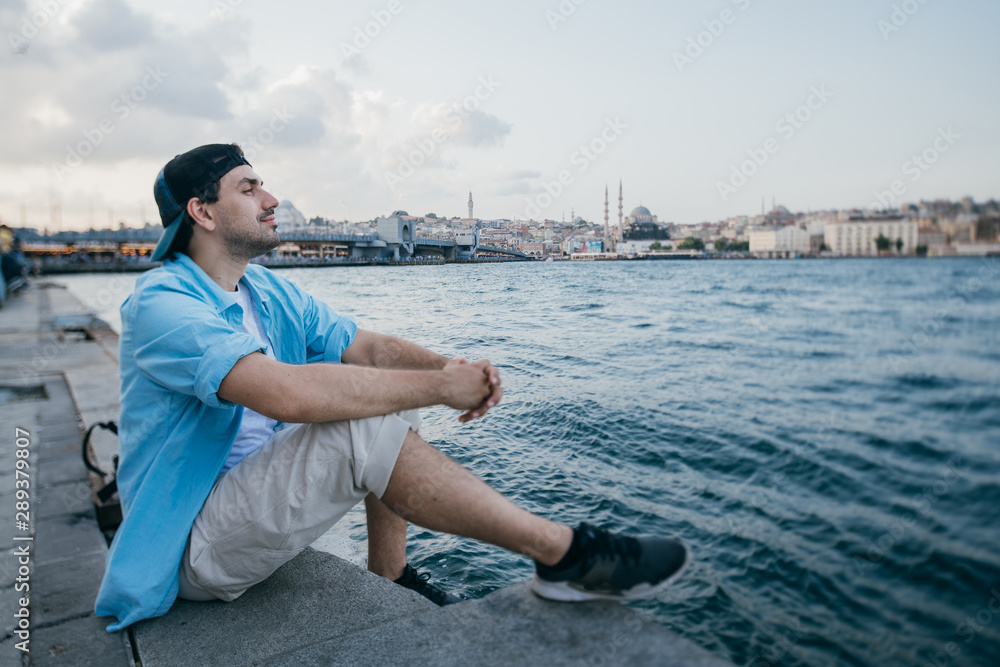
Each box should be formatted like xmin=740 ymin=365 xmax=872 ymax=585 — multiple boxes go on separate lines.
xmin=33 ymin=252 xmax=989 ymax=276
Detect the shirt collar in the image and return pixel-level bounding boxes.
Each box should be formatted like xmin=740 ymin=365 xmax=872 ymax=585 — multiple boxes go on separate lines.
xmin=162 ymin=253 xmax=241 ymax=313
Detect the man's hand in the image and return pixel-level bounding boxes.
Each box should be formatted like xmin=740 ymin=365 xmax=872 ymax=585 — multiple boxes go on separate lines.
xmin=446 ymin=358 xmax=504 ymax=423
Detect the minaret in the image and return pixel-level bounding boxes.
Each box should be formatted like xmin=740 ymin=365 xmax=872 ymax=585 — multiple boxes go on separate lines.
xmin=468 ymin=192 xmax=474 ymax=219
xmin=603 ymin=185 xmax=609 ymax=240
xmin=617 ymin=180 xmax=624 ymax=242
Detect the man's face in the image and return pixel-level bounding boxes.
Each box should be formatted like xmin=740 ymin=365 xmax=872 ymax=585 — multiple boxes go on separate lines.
xmin=209 ymin=164 xmax=281 ymax=261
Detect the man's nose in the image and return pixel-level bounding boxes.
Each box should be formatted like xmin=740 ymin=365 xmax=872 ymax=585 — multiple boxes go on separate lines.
xmin=261 ymin=189 xmax=279 ymax=210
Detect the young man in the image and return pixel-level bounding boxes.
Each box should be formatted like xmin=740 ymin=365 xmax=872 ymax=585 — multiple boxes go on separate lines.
xmin=95 ymin=144 xmax=688 ymax=631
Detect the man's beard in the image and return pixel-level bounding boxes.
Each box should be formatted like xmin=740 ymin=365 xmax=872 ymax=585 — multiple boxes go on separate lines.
xmin=221 ymin=211 xmax=281 ymax=261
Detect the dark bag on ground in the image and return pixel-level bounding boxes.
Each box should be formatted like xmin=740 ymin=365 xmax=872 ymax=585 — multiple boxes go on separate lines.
xmin=82 ymin=420 xmax=122 ymax=532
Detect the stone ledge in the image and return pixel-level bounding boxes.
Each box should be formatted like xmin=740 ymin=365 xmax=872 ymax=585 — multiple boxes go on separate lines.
xmin=135 ymin=548 xmax=731 ymax=667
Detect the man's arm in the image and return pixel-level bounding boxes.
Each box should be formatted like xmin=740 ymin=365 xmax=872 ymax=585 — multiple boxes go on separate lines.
xmin=342 ymin=329 xmax=503 ymax=422
xmin=217 ymin=352 xmax=494 ymax=424
xmin=341 ymin=329 xmax=449 ymax=370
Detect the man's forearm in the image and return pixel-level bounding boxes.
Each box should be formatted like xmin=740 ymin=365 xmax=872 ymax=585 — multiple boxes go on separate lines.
xmin=347 ymin=329 xmax=449 ymax=370
xmin=218 ymin=352 xmax=491 ymax=424
xmin=287 ymin=363 xmax=446 ymax=422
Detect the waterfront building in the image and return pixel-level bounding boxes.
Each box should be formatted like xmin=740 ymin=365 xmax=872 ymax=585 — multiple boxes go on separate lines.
xmin=455 ymin=229 xmax=479 ymax=259
xmin=749 ymin=225 xmax=811 ymax=258
xmin=617 ymin=217 xmax=670 ymax=256
xmin=918 ymin=226 xmax=947 ymax=251
xmin=976 ymin=216 xmax=1000 ymax=243
xmin=951 ymin=242 xmax=1000 ymax=256
xmin=520 ymin=242 xmax=546 ymax=257
xmin=274 ymin=200 xmax=306 ymax=233
xmin=824 ymin=216 xmax=918 ymax=256
xmin=376 ymin=213 xmax=417 ymax=260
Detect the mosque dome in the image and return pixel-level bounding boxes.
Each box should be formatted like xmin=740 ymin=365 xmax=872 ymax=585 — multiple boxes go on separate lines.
xmin=630 ymin=206 xmax=652 ymax=218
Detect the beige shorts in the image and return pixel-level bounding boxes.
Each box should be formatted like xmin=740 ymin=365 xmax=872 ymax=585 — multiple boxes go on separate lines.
xmin=177 ymin=410 xmax=420 ymax=602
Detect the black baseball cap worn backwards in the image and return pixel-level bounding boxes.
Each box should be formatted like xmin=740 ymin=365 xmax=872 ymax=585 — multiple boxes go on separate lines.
xmin=152 ymin=144 xmax=252 ymax=261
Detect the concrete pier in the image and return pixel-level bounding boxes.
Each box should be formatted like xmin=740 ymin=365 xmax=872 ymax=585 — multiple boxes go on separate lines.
xmin=0 ymin=280 xmax=731 ymax=666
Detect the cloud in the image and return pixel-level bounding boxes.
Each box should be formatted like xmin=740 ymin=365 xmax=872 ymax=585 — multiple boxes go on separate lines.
xmin=494 ymin=181 xmax=536 ymax=196
xmin=0 ymin=0 xmax=244 ymax=165
xmin=489 ymin=166 xmax=541 ymax=196
xmin=496 ymin=167 xmax=542 ymax=180
xmin=342 ymin=53 xmax=371 ymax=76
xmin=72 ymin=0 xmax=154 ymax=52
xmin=407 ymin=102 xmax=512 ymax=149
xmin=452 ymin=109 xmax=512 ymax=148
xmin=0 ymin=0 xmax=519 ymax=226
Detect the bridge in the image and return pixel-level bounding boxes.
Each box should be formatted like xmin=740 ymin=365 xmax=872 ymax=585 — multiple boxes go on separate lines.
xmin=16 ymin=223 xmax=531 ymax=270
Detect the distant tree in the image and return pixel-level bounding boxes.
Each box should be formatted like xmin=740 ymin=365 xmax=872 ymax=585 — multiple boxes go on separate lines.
xmin=308 ymin=216 xmax=326 ymax=226
xmin=678 ymin=236 xmax=705 ymax=251
xmin=649 ymin=241 xmax=663 ymax=251
xmin=875 ymin=233 xmax=891 ymax=254
xmin=916 ymin=244 xmax=928 ymax=257
xmin=714 ymin=238 xmax=729 ymax=252
xmin=895 ymin=238 xmax=904 ymax=253
xmin=425 ymin=213 xmax=438 ymax=219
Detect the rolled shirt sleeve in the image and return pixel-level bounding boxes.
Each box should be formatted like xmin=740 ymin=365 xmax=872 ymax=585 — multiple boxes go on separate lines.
xmin=131 ymin=286 xmax=265 ymax=408
xmin=303 ymin=292 xmax=357 ymax=364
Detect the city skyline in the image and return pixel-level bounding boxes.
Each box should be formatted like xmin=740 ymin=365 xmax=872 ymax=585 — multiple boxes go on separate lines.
xmin=1 ymin=0 xmax=998 ymax=231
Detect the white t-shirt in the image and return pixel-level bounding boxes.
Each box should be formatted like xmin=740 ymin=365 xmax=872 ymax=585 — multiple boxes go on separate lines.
xmin=221 ymin=281 xmax=279 ymax=474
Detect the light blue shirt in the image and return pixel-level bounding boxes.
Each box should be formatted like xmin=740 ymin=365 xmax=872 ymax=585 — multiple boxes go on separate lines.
xmin=95 ymin=254 xmax=357 ymax=631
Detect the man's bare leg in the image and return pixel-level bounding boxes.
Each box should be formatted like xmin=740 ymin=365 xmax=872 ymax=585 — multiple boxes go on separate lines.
xmin=364 ymin=493 xmax=407 ymax=580
xmin=380 ymin=430 xmax=573 ymax=566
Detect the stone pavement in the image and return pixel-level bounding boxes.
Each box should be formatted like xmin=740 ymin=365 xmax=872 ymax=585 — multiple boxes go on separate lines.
xmin=0 ymin=280 xmax=732 ymax=666
xmin=0 ymin=282 xmax=132 ymax=665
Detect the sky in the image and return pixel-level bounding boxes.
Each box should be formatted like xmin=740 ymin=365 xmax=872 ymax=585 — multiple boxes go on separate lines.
xmin=1 ymin=0 xmax=998 ymax=231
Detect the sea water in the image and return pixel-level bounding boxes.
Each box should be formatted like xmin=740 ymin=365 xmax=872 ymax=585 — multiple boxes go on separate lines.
xmin=61 ymin=257 xmax=1000 ymax=666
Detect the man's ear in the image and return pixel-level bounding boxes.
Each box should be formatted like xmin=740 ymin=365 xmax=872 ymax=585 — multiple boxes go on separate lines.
xmin=187 ymin=197 xmax=217 ymax=232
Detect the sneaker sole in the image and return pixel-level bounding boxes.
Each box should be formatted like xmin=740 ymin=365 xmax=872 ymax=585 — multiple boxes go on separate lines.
xmin=530 ymin=544 xmax=690 ymax=603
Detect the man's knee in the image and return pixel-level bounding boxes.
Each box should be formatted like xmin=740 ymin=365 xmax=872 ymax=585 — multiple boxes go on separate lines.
xmin=385 ymin=432 xmax=454 ymax=518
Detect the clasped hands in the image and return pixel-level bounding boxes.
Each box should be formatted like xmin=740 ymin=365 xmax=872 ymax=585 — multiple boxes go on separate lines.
xmin=443 ymin=357 xmax=503 ymax=423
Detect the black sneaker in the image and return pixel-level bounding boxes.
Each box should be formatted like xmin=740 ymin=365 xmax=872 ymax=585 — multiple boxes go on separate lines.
xmin=394 ymin=564 xmax=462 ymax=606
xmin=531 ymin=523 xmax=689 ymax=602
